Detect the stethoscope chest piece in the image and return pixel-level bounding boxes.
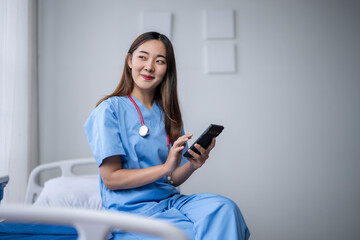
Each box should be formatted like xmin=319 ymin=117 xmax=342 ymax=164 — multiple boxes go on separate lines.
xmin=139 ymin=125 xmax=149 ymax=137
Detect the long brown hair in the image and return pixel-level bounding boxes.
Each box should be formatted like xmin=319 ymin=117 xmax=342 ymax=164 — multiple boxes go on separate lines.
xmin=96 ymin=32 xmax=182 ymax=139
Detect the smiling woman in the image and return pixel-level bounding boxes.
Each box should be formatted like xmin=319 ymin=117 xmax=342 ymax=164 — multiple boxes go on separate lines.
xmin=96 ymin=32 xmax=182 ymax=140
xmin=84 ymin=32 xmax=250 ymax=240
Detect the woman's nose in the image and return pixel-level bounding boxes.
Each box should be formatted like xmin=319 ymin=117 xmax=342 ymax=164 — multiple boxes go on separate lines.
xmin=144 ymin=61 xmax=154 ymax=72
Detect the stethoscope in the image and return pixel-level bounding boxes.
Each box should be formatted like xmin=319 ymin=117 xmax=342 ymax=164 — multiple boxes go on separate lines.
xmin=128 ymin=94 xmax=172 ymax=151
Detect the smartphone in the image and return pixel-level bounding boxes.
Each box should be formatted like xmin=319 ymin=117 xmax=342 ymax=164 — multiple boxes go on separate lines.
xmin=184 ymin=124 xmax=224 ymax=158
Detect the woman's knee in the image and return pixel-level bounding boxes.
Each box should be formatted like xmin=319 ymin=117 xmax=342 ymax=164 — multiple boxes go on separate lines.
xmin=196 ymin=193 xmax=240 ymax=212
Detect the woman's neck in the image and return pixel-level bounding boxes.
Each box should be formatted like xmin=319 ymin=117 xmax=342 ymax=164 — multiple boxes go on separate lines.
xmin=130 ymin=89 xmax=155 ymax=111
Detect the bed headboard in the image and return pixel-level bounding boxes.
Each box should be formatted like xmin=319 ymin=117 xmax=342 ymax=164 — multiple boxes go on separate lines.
xmin=24 ymin=158 xmax=97 ymax=204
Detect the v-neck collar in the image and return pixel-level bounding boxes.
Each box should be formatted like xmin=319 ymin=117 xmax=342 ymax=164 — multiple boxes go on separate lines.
xmin=128 ymin=95 xmax=159 ymax=116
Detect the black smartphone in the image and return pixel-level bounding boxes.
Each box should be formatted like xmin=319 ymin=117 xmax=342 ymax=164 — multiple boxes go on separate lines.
xmin=184 ymin=124 xmax=224 ymax=158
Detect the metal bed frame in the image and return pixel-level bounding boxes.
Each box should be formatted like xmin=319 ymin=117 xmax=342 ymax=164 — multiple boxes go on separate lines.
xmin=0 ymin=158 xmax=188 ymax=240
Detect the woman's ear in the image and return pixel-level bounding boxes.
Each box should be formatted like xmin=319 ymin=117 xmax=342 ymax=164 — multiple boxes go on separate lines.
xmin=127 ymin=53 xmax=132 ymax=69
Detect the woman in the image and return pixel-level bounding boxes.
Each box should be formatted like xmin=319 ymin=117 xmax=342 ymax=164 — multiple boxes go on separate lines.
xmin=84 ymin=32 xmax=250 ymax=240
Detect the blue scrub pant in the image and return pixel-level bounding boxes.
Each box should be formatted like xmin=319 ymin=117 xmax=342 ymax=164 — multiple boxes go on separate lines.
xmin=111 ymin=193 xmax=250 ymax=240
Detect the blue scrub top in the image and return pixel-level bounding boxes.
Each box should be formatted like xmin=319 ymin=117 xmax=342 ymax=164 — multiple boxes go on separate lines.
xmin=84 ymin=95 xmax=188 ymax=216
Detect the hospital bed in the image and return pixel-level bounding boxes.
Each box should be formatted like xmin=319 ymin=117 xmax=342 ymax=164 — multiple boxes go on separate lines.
xmin=0 ymin=158 xmax=188 ymax=240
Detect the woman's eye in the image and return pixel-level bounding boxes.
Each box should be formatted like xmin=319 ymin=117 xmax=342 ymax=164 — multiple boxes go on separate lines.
xmin=138 ymin=56 xmax=146 ymax=60
xmin=157 ymin=59 xmax=166 ymax=64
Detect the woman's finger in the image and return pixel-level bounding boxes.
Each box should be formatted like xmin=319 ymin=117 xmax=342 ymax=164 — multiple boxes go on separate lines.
xmin=193 ymin=144 xmax=209 ymax=159
xmin=187 ymin=148 xmax=205 ymax=161
xmin=173 ymin=134 xmax=193 ymax=147
xmin=207 ymin=138 xmax=216 ymax=151
xmin=187 ymin=155 xmax=205 ymax=169
xmin=172 ymin=145 xmax=185 ymax=153
xmin=186 ymin=148 xmax=199 ymax=160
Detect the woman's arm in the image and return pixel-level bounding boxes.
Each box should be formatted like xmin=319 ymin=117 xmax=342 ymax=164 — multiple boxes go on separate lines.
xmin=99 ymin=134 xmax=193 ymax=190
xmin=100 ymin=156 xmax=169 ymax=190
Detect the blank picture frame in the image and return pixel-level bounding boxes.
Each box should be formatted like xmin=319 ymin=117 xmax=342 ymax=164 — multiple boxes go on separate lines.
xmin=141 ymin=12 xmax=172 ymax=39
xmin=205 ymin=42 xmax=236 ymax=74
xmin=204 ymin=9 xmax=235 ymax=39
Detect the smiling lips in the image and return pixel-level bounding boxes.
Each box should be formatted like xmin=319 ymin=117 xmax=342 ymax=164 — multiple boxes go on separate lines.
xmin=141 ymin=74 xmax=155 ymax=80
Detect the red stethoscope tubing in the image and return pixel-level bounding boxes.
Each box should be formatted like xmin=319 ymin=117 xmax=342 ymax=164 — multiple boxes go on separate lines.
xmin=128 ymin=94 xmax=171 ymax=149
xmin=128 ymin=94 xmax=145 ymax=125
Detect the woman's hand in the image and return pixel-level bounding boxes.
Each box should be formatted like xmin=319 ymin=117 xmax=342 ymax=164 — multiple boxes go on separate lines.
xmin=186 ymin=137 xmax=216 ymax=169
xmin=163 ymin=134 xmax=193 ymax=174
xmin=169 ymin=136 xmax=216 ymax=186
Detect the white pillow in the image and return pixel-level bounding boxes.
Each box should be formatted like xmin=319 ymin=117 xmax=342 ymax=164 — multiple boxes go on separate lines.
xmin=34 ymin=176 xmax=101 ymax=209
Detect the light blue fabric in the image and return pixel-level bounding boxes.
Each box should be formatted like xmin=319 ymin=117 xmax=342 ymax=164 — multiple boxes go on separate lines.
xmin=84 ymin=95 xmax=250 ymax=240
xmin=84 ymin=96 xmax=185 ymax=215
xmin=110 ymin=194 xmax=250 ymax=240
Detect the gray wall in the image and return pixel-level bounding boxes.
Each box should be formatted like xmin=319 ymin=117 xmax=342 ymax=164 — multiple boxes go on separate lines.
xmin=38 ymin=0 xmax=360 ymax=239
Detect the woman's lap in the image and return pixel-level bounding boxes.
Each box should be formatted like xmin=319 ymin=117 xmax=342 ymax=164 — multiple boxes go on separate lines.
xmin=111 ymin=193 xmax=249 ymax=240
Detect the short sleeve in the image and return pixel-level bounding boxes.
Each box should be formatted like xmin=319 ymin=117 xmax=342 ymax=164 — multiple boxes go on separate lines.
xmin=84 ymin=101 xmax=125 ymax=167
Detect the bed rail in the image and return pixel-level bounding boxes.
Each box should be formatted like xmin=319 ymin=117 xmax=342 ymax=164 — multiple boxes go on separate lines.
xmin=0 ymin=205 xmax=188 ymax=240
xmin=25 ymin=158 xmax=97 ymax=204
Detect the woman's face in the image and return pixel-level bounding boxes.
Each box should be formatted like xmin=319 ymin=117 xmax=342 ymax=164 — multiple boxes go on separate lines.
xmin=128 ymin=40 xmax=167 ymax=96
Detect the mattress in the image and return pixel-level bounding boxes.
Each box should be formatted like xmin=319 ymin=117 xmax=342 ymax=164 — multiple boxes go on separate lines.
xmin=0 ymin=221 xmax=77 ymax=239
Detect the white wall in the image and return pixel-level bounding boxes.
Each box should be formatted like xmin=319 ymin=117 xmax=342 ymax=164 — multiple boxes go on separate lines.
xmin=38 ymin=0 xmax=360 ymax=239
